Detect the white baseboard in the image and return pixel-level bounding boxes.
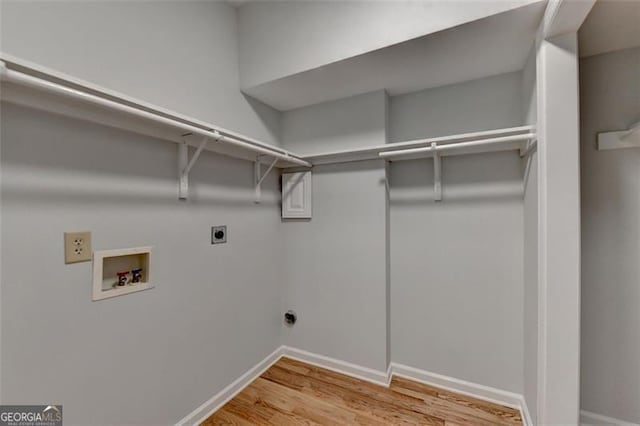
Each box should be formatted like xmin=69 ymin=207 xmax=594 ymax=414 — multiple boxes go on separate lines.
xmin=177 ymin=346 xmax=532 ymax=426
xmin=282 ymin=346 xmax=391 ymax=387
xmin=391 ymin=362 xmax=530 ymax=424
xmin=176 ymin=346 xmax=285 ymax=426
xmin=580 ymin=410 xmax=640 ymax=426
xmin=519 ymin=395 xmax=534 ymax=426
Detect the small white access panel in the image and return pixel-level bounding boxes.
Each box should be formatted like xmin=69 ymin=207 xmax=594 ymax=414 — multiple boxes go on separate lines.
xmin=282 ymin=171 xmax=312 ymax=219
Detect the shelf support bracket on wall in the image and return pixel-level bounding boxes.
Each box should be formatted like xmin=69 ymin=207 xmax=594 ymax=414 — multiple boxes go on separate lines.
xmin=520 ymin=138 xmax=538 ymax=157
xmin=597 ymin=121 xmax=640 ymax=150
xmin=254 ymin=156 xmax=279 ymax=203
xmin=431 ymin=142 xmax=442 ymax=202
xmin=178 ymin=134 xmax=215 ymax=200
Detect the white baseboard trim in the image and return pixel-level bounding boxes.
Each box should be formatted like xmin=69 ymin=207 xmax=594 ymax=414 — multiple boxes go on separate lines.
xmin=518 ymin=394 xmax=534 ymax=426
xmin=282 ymin=346 xmax=391 ymax=387
xmin=177 ymin=346 xmax=533 ymax=426
xmin=391 ymin=363 xmax=528 ymax=421
xmin=580 ymin=410 xmax=640 ymax=426
xmin=176 ymin=346 xmax=285 ymax=426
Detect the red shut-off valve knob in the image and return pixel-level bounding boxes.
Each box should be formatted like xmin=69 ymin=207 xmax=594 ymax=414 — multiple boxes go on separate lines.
xmin=116 ymin=271 xmax=129 ymax=286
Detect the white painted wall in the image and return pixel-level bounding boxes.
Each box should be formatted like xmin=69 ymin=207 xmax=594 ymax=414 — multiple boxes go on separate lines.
xmin=580 ymin=47 xmax=640 ymax=424
xmin=0 ymin=2 xmax=285 ymax=424
xmin=237 ymin=0 xmax=541 ymax=89
xmin=0 ymin=0 xmax=281 ymax=145
xmin=281 ymin=90 xmax=387 ymax=155
xmin=280 ymin=92 xmax=389 ymax=372
xmin=521 ymin=45 xmax=538 ymax=424
xmin=0 ymin=104 xmax=283 ymax=424
xmin=522 ymin=47 xmax=538 ymax=126
xmin=0 ymin=2 xmax=548 ymax=419
xmin=389 ymin=71 xmax=523 ymax=141
xmin=388 ymin=72 xmax=525 ymax=393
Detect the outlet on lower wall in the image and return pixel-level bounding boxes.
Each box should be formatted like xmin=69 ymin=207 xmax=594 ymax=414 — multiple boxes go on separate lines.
xmin=64 ymin=231 xmax=92 ymax=263
xmin=211 ymin=226 xmax=227 ymax=244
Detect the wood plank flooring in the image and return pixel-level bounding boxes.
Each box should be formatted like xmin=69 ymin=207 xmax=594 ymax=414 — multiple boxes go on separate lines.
xmin=202 ymin=357 xmax=522 ymax=425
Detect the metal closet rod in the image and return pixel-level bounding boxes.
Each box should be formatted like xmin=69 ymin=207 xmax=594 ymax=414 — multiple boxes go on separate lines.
xmin=0 ymin=61 xmax=311 ymax=168
xmin=379 ymin=133 xmax=537 ymax=159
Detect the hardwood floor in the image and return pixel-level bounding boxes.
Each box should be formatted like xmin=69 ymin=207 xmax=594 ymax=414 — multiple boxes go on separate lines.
xmin=202 ymin=357 xmax=522 ymax=425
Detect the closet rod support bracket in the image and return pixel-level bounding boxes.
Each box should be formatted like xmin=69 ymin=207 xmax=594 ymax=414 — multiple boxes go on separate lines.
xmin=178 ymin=134 xmax=216 ymax=200
xmin=254 ymin=156 xmax=279 ymax=203
xmin=520 ymin=138 xmax=538 ymax=157
xmin=432 ymin=142 xmax=442 ymax=202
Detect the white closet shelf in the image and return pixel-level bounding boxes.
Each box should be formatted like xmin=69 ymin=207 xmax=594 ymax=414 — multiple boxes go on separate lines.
xmin=301 ymin=125 xmax=536 ymax=165
xmin=0 ymin=54 xmax=311 ymax=191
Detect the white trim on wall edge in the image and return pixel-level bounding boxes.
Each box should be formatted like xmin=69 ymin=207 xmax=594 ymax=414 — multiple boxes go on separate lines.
xmin=580 ymin=410 xmax=640 ymax=426
xmin=519 ymin=396 xmax=534 ymax=426
xmin=176 ymin=346 xmax=532 ymax=426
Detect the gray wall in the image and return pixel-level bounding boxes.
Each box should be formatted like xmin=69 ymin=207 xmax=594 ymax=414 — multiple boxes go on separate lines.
xmin=0 ymin=2 xmax=285 ymax=424
xmin=389 ymin=71 xmax=522 ymax=142
xmin=580 ymin=47 xmax=640 ymax=423
xmin=0 ymin=1 xmax=540 ymax=419
xmin=281 ymin=90 xmax=387 ymax=155
xmin=388 ymin=72 xmax=525 ymax=393
xmin=280 ymin=161 xmax=389 ymax=372
xmin=280 ymin=72 xmax=529 ymax=392
xmin=1 ymin=105 xmax=284 ymax=424
xmin=280 ymin=92 xmax=389 ymax=372
xmin=521 ymin=45 xmax=538 ymax=424
xmin=0 ymin=0 xmax=281 ymax=145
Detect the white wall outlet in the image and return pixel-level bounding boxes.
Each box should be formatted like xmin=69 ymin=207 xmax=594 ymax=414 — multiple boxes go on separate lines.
xmin=64 ymin=231 xmax=92 ymax=264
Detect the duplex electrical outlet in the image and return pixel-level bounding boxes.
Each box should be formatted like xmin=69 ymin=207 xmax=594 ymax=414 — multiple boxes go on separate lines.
xmin=64 ymin=231 xmax=92 ymax=264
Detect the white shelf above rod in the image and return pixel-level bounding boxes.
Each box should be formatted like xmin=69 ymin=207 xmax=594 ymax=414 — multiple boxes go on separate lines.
xmin=597 ymin=121 xmax=640 ymax=150
xmin=0 ymin=59 xmax=311 ymax=200
xmin=379 ymin=132 xmax=536 ymax=202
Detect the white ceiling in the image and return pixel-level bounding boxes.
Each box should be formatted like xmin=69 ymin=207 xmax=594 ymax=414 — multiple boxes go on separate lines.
xmin=242 ymin=2 xmax=547 ymax=111
xmin=579 ymin=0 xmax=640 ymax=58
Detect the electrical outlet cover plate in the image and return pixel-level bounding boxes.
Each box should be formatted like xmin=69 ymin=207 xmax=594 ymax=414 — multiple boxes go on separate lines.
xmin=64 ymin=231 xmax=92 ymax=263
xmin=211 ymin=226 xmax=227 ymax=244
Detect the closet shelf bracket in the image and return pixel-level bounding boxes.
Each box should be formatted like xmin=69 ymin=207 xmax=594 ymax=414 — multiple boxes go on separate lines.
xmin=598 ymin=121 xmax=640 ymax=150
xmin=178 ymin=133 xmax=219 ymax=200
xmin=254 ymin=156 xmax=279 ymax=203
xmin=431 ymin=142 xmax=442 ymax=202
xmin=520 ymin=138 xmax=538 ymax=157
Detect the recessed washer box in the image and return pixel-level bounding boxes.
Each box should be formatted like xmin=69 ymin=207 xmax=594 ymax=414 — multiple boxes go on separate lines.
xmin=92 ymin=247 xmax=153 ymax=301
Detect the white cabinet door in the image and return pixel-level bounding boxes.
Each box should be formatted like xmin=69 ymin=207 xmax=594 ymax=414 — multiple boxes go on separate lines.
xmin=282 ymin=171 xmax=312 ymax=218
